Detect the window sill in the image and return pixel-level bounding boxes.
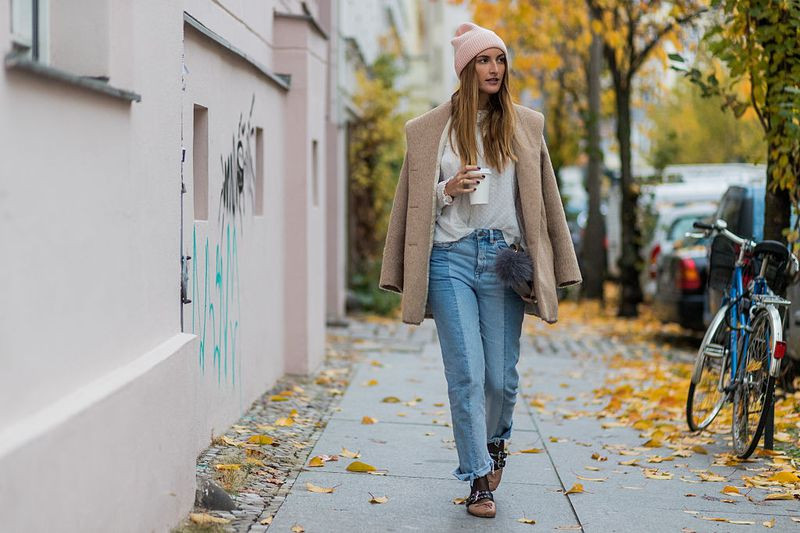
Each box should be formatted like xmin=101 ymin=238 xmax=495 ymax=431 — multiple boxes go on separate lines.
xmin=4 ymin=52 xmax=141 ymax=103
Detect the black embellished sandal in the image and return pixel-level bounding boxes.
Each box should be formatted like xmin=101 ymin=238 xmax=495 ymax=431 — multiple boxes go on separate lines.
xmin=465 ymin=484 xmax=496 ymax=518
xmin=487 ymin=440 xmax=507 ymax=491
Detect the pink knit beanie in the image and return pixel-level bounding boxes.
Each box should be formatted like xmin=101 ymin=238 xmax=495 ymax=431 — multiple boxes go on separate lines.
xmin=450 ymin=22 xmax=508 ymax=77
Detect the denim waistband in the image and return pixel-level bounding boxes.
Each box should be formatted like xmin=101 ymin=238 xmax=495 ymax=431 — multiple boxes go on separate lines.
xmin=473 ymin=228 xmax=504 ymax=243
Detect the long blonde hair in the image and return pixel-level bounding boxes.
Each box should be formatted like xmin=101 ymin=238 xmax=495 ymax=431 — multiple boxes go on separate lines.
xmin=449 ymin=56 xmax=517 ymax=173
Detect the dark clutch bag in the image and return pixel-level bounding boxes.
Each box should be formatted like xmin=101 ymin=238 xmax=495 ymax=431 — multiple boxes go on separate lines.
xmin=494 ymin=243 xmax=533 ymax=295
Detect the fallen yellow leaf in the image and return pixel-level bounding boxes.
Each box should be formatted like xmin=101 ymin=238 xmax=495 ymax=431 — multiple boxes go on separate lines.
xmin=291 ymin=524 xmax=305 ymax=533
xmin=340 ymin=447 xmax=360 ymax=458
xmin=381 ymin=396 xmax=402 ymax=403
xmin=519 ymin=448 xmax=544 ymax=454
xmin=698 ymin=471 xmax=727 ymax=482
xmin=346 ymin=460 xmax=377 ymax=472
xmin=275 ymin=417 xmax=295 ymax=427
xmin=517 ymin=517 xmax=536 ymax=524
xmin=306 ymin=482 xmax=334 ymax=493
xmin=247 ymin=435 xmax=274 ymax=445
xmin=643 ymin=469 xmax=673 ymax=480
xmin=591 ymin=453 xmax=608 ymax=461
xmin=361 ymin=416 xmax=378 ymax=425
xmin=214 ymin=463 xmax=241 ymax=471
xmin=220 ymin=436 xmax=241 ymax=447
xmin=363 ymin=379 xmax=378 ymax=386
xmin=763 ymin=492 xmax=795 ymax=500
xmin=307 ymin=456 xmax=325 ymax=467
xmin=763 ymin=518 xmax=775 ymax=528
xmin=721 ymin=485 xmax=741 ymax=495
xmin=565 ymin=483 xmax=584 ymax=494
xmin=767 ymin=471 xmax=800 ymax=483
xmin=260 ymin=516 xmax=273 ymax=525
xmin=190 ymin=513 xmax=230 ymax=525
xmin=270 ymin=395 xmax=289 ymax=401
xmin=368 ymin=493 xmax=388 ymax=504
xmin=576 ymin=474 xmax=607 ymax=482
xmin=746 ymin=360 xmax=762 ymax=373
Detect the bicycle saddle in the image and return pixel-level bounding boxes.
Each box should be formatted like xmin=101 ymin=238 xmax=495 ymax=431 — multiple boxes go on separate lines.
xmin=753 ymin=240 xmax=789 ymax=262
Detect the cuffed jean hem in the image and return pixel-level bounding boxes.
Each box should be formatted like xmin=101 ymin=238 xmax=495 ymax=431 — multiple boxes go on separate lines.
xmin=452 ymin=458 xmax=495 ymax=482
xmin=488 ymin=420 xmax=514 ymax=446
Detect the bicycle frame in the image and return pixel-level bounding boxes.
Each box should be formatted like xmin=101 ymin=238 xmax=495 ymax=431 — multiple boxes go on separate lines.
xmin=721 ymin=251 xmax=786 ymax=390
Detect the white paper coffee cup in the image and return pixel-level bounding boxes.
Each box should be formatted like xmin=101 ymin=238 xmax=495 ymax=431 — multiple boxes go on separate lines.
xmin=468 ymin=169 xmax=492 ymax=205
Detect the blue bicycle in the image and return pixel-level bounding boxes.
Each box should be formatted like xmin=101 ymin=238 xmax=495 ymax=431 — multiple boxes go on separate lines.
xmin=686 ymin=219 xmax=798 ymax=458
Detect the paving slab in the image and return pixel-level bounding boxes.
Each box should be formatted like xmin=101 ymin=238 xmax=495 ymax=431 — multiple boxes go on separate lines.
xmin=267 ymin=471 xmax=578 ymax=532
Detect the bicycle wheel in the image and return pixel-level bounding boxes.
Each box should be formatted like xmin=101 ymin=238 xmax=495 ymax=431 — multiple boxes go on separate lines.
xmin=686 ymin=305 xmax=730 ymax=431
xmin=732 ymin=308 xmax=777 ymax=458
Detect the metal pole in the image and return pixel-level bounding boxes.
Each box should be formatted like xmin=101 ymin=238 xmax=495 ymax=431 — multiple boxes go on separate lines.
xmin=764 ymin=392 xmax=774 ymax=450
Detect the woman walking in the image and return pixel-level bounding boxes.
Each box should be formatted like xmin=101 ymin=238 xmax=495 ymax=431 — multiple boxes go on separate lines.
xmin=379 ymin=22 xmax=581 ymax=518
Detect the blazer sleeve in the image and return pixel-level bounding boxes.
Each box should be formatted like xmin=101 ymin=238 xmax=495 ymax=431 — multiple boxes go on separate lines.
xmin=540 ymin=134 xmax=582 ymax=288
xmin=378 ymin=148 xmax=410 ymax=293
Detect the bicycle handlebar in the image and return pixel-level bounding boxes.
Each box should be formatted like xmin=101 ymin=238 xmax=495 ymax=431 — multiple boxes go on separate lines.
xmin=692 ymin=221 xmax=713 ymax=230
xmin=693 ymin=219 xmax=754 ymax=248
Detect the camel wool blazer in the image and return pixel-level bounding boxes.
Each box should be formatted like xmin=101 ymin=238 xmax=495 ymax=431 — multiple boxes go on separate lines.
xmin=379 ymin=100 xmax=582 ymax=325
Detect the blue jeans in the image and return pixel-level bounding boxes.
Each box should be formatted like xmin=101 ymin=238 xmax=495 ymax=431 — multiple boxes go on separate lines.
xmin=428 ymin=228 xmax=526 ymax=482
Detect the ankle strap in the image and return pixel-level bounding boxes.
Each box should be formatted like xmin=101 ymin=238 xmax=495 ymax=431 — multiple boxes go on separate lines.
xmin=466 ymin=489 xmax=494 ymax=506
xmin=489 ymin=448 xmax=507 ymax=468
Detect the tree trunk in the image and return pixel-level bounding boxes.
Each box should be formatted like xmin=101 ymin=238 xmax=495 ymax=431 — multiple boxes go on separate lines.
xmin=581 ymin=24 xmax=605 ymax=301
xmin=761 ymin=8 xmax=793 ymax=243
xmin=615 ymin=83 xmax=643 ymax=317
xmin=764 ymin=139 xmax=792 ymax=243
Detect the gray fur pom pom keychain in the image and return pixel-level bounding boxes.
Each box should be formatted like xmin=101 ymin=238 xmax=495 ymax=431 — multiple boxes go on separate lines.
xmin=494 ymin=243 xmax=533 ymax=288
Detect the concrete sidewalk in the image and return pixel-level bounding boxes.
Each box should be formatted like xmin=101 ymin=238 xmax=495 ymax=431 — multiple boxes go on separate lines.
xmin=266 ymin=318 xmax=799 ymax=532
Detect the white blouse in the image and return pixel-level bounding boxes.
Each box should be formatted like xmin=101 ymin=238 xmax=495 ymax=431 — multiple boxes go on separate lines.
xmin=433 ymin=109 xmax=523 ymax=248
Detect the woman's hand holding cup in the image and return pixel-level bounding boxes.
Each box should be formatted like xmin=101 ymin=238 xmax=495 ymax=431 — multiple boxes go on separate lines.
xmin=444 ymin=165 xmax=486 ymax=197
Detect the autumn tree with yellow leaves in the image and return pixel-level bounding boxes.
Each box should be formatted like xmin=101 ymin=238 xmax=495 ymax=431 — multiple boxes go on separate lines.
xmin=671 ymin=0 xmax=800 ymax=249
xmin=587 ymin=0 xmax=708 ymax=317
xmin=348 ymin=53 xmax=411 ymax=314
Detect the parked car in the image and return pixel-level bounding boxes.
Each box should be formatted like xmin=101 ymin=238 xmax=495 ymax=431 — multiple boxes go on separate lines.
xmin=641 ymin=202 xmax=717 ymax=302
xmin=652 ymin=228 xmax=711 ymax=331
xmin=704 ymin=185 xmax=766 ymax=322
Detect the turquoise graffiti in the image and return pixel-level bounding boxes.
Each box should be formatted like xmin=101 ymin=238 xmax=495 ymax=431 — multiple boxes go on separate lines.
xmin=191 ymin=95 xmax=256 ymax=386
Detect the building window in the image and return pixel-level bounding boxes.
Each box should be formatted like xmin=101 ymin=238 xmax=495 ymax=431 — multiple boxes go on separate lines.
xmin=255 ymin=127 xmax=264 ymax=216
xmin=10 ymin=0 xmax=110 ymax=78
xmin=11 ymin=0 xmax=49 ymax=63
xmin=193 ymin=104 xmax=209 ymax=221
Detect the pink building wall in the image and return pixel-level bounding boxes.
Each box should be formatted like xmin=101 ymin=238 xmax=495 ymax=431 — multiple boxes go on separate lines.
xmin=0 ymin=1 xmax=334 ymax=530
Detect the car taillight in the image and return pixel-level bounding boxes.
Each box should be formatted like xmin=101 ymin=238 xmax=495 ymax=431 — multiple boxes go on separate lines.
xmin=677 ymin=257 xmax=701 ymax=290
xmin=774 ymin=340 xmax=786 ymax=359
xmin=649 ymin=244 xmax=661 ymax=278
